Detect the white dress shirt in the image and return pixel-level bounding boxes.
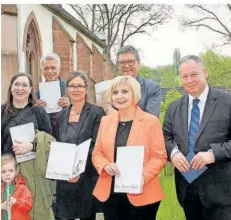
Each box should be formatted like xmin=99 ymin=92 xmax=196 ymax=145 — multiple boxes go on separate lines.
xmin=188 ymin=85 xmax=209 ymax=128
xmin=170 ymin=85 xmax=209 ymax=159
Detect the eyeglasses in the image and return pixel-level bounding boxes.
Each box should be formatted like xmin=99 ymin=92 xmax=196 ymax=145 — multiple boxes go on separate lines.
xmin=67 ymin=85 xmax=86 ymax=90
xmin=12 ymin=82 xmax=30 ymax=89
xmin=117 ymin=59 xmax=136 ymax=67
xmin=43 ymin=66 xmax=58 ymax=72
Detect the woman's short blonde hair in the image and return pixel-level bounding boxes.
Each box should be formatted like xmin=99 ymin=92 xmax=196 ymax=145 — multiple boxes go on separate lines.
xmin=108 ymin=76 xmax=141 ymax=105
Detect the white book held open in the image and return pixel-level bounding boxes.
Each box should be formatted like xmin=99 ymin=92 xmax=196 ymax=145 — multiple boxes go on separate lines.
xmin=46 ymin=139 xmax=92 ymax=180
xmin=39 ymin=81 xmax=62 ymax=113
xmin=95 ymin=80 xmax=112 ymax=102
xmin=9 ymin=122 xmax=35 ymax=163
xmin=114 ymin=146 xmax=144 ymax=194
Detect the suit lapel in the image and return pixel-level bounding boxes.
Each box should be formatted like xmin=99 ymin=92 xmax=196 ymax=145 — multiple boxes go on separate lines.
xmin=62 ymin=107 xmax=71 ymax=135
xmin=107 ymin=112 xmax=120 ymax=162
xmin=127 ymin=107 xmax=143 ymax=146
xmin=75 ymin=103 xmax=90 ymax=144
xmin=136 ymin=76 xmax=145 ymax=105
xmin=180 ymin=94 xmax=189 ymax=149
xmin=195 ymin=88 xmax=219 ymax=143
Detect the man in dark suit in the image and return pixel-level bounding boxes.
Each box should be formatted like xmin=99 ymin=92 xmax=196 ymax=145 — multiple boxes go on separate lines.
xmin=163 ymin=55 xmax=231 ymax=220
xmin=116 ymin=45 xmax=161 ymax=117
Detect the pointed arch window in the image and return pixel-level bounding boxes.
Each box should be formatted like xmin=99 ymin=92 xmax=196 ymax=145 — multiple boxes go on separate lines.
xmin=24 ymin=12 xmax=42 ymax=90
xmin=28 ymin=51 xmax=34 ymax=76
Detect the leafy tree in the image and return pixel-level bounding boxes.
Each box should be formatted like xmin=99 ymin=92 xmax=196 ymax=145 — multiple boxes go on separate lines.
xmin=173 ymin=48 xmax=181 ymax=75
xmin=138 ymin=64 xmax=181 ymax=88
xmin=138 ymin=65 xmax=160 ymax=82
xmin=200 ymin=50 xmax=231 ymax=88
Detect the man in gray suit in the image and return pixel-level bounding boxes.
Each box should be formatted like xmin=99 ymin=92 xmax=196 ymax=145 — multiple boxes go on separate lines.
xmin=116 ymin=45 xmax=161 ymax=117
xmin=163 ymin=55 xmax=231 ymax=220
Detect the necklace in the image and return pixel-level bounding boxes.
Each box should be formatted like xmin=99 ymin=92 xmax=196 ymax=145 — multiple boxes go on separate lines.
xmin=71 ymin=110 xmax=80 ymax=116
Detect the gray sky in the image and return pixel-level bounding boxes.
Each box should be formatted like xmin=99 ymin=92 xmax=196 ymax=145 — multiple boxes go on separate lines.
xmin=126 ymin=4 xmax=231 ymax=67
xmin=64 ymin=4 xmax=231 ymax=67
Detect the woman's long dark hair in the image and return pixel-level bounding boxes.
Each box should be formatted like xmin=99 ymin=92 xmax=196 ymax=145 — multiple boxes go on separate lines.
xmin=4 ymin=72 xmax=35 ymax=113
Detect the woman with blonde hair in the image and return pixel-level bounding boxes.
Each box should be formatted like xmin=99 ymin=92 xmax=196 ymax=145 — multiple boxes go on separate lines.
xmin=92 ymin=75 xmax=167 ymax=220
xmin=97 ymin=89 xmax=116 ymax=115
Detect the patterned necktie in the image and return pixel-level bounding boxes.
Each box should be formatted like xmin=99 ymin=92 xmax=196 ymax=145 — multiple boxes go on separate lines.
xmin=188 ymin=99 xmax=200 ymax=152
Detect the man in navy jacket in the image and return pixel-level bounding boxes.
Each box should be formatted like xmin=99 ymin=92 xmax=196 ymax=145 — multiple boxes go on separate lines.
xmin=116 ymin=45 xmax=161 ymax=117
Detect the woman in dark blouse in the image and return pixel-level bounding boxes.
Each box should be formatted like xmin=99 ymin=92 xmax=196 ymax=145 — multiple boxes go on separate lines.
xmin=54 ymin=71 xmax=105 ymax=220
xmin=92 ymin=76 xmax=167 ymax=220
xmin=1 ymin=72 xmax=52 ymax=155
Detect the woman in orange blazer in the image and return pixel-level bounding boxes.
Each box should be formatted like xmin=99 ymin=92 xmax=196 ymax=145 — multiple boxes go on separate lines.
xmin=92 ymin=76 xmax=167 ymax=220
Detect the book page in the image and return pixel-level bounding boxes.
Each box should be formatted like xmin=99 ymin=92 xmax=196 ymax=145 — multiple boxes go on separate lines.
xmin=39 ymin=81 xmax=62 ymax=113
xmin=46 ymin=142 xmax=77 ymax=180
xmin=9 ymin=122 xmax=35 ymax=163
xmin=95 ymin=80 xmax=112 ymax=102
xmin=180 ymin=151 xmax=208 ymax=183
xmin=114 ymin=146 xmax=144 ymax=194
xmin=72 ymin=139 xmax=92 ymax=177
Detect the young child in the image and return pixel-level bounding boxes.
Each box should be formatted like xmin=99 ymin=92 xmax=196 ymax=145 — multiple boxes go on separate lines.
xmin=1 ymin=154 xmax=32 ymax=220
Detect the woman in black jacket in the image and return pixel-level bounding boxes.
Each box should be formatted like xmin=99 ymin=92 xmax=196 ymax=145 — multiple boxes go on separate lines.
xmin=54 ymin=71 xmax=105 ymax=220
xmin=1 ymin=72 xmax=52 ymax=155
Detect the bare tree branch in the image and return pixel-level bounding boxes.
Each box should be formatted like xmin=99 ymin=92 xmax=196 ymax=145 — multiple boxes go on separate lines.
xmin=189 ymin=23 xmax=230 ymax=37
xmin=70 ymin=5 xmax=89 ymax=29
xmin=97 ymin=5 xmax=106 ymax=32
xmin=228 ymin=4 xmax=231 ymax=11
xmin=120 ymin=6 xmax=141 ymax=47
xmin=181 ymin=4 xmax=231 ymax=46
xmin=91 ymin=5 xmax=95 ymax=32
xmin=109 ymin=5 xmax=133 ymax=47
xmin=122 ymin=17 xmax=166 ymax=46
xmin=195 ymin=5 xmax=231 ymax=36
xmin=69 ymin=4 xmax=173 ymax=58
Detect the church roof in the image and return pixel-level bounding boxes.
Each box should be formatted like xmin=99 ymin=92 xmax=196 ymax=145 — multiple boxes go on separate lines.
xmin=42 ymin=4 xmax=106 ymax=49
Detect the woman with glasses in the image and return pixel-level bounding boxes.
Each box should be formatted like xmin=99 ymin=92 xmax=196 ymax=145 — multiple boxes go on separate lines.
xmin=1 ymin=72 xmax=52 ymax=155
xmin=54 ymin=71 xmax=105 ymax=220
xmin=1 ymin=72 xmax=55 ymax=220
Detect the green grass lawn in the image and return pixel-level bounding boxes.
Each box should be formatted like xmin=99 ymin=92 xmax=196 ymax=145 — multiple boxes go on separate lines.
xmin=157 ymin=163 xmax=186 ymax=220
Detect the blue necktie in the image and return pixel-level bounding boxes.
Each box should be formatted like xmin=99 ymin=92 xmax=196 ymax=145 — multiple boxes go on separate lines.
xmin=188 ymin=99 xmax=200 ymax=152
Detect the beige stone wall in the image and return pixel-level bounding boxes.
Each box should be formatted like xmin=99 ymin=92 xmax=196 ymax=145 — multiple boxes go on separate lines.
xmin=1 ymin=12 xmax=18 ymax=103
xmin=53 ymin=17 xmax=74 ymax=81
xmin=1 ymin=14 xmax=18 ymax=53
xmin=1 ymin=53 xmax=18 ymax=103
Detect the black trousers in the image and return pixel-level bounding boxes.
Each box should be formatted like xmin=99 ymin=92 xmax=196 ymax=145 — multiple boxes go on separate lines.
xmin=183 ymin=184 xmax=231 ymax=220
xmin=55 ymin=214 xmax=95 ymax=220
xmin=104 ymin=193 xmax=160 ymax=220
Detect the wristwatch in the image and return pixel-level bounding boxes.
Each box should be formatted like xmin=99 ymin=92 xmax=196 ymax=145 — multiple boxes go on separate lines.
xmin=31 ymin=141 xmax=37 ymax=152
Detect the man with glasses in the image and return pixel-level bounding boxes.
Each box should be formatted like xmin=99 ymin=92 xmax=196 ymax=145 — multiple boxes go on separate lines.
xmin=116 ymin=45 xmax=161 ymax=117
xmin=35 ymin=53 xmax=70 ymax=138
